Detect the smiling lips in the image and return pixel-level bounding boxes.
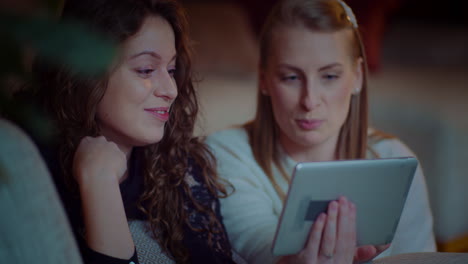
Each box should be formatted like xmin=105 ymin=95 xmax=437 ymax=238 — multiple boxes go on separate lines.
xmin=144 ymin=107 xmax=170 ymax=122
xmin=296 ymin=119 xmax=323 ymax=130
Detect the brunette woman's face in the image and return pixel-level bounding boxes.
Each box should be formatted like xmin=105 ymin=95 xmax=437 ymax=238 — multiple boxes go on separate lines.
xmin=96 ymin=16 xmax=177 ymax=149
xmin=261 ymin=25 xmax=362 ymax=152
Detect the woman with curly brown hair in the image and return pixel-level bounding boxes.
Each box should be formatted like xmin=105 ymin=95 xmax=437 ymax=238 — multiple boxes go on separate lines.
xmin=33 ymin=0 xmax=235 ymax=263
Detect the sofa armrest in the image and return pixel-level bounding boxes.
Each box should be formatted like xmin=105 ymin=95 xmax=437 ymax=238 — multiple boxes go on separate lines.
xmin=0 ymin=119 xmax=82 ymax=263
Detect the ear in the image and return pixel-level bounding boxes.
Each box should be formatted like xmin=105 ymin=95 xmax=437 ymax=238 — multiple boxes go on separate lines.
xmin=352 ymin=57 xmax=364 ymax=95
xmin=259 ymin=69 xmax=270 ymax=96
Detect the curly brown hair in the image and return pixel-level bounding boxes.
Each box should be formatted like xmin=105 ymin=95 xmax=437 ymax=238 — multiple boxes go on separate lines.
xmin=34 ymin=0 xmax=228 ymax=262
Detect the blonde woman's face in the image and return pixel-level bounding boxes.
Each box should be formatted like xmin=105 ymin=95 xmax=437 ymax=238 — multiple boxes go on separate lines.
xmin=261 ymin=26 xmax=362 ymax=155
xmin=96 ymin=16 xmax=178 ymax=149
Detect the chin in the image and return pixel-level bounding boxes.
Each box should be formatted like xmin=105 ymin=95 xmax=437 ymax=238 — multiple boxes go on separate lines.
xmin=146 ymin=135 xmax=165 ymax=145
xmin=132 ymin=133 xmax=165 ymax=147
xmin=297 ymin=132 xmax=328 ymax=147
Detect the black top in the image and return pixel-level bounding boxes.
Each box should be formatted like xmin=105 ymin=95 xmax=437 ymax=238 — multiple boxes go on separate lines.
xmin=41 ymin=146 xmax=235 ymax=264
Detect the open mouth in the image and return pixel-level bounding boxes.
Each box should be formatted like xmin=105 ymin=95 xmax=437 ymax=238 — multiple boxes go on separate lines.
xmin=144 ymin=108 xmax=170 ymax=121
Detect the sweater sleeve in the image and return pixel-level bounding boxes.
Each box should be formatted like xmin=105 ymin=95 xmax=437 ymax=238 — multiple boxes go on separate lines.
xmin=81 ymin=244 xmax=139 ymax=264
xmin=207 ymin=130 xmax=281 ymax=264
xmin=374 ymin=139 xmax=436 ymax=258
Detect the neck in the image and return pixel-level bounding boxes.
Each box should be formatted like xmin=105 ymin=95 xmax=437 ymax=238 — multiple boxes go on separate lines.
xmin=118 ymin=144 xmax=133 ymax=161
xmin=279 ymin=134 xmax=339 ymax=163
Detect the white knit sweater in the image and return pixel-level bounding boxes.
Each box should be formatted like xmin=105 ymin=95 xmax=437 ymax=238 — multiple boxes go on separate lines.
xmin=206 ymin=127 xmax=436 ymax=264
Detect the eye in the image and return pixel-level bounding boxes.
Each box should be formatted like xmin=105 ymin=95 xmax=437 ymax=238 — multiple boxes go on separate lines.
xmin=135 ymin=68 xmax=155 ymax=78
xmin=322 ymin=73 xmax=339 ymax=81
xmin=168 ymin=68 xmax=176 ymax=78
xmin=280 ymin=74 xmax=300 ymax=82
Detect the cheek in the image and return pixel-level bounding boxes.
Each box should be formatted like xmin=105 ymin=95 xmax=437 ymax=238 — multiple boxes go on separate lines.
xmin=270 ymin=83 xmax=298 ymax=114
xmin=328 ymin=83 xmax=353 ymax=121
xmin=108 ymin=70 xmax=153 ymax=105
xmin=135 ymin=78 xmax=155 ymax=101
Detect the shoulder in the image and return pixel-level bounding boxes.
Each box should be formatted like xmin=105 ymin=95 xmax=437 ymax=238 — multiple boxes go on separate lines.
xmin=206 ymin=127 xmax=267 ymax=186
xmin=205 ymin=127 xmax=253 ymax=159
xmin=206 ymin=127 xmax=249 ymax=145
xmin=367 ymin=128 xmax=416 ymax=159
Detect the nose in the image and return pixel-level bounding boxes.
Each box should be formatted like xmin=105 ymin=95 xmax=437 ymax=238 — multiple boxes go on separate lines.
xmin=301 ymin=79 xmax=321 ymax=111
xmin=153 ymin=71 xmax=178 ymax=101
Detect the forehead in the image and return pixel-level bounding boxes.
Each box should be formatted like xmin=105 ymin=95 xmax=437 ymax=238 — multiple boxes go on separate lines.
xmin=120 ymin=15 xmax=176 ymax=60
xmin=268 ymin=25 xmax=353 ymax=67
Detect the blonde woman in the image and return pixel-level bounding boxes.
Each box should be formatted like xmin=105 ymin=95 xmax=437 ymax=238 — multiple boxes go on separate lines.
xmin=206 ymin=0 xmax=436 ymax=263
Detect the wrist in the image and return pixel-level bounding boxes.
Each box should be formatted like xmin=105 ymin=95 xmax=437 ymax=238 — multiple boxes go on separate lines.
xmin=76 ymin=169 xmax=120 ymax=190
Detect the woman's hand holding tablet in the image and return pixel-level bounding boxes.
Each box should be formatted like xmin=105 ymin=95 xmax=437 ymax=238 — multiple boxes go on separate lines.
xmin=272 ymin=158 xmax=417 ymax=263
xmin=277 ymin=197 xmax=389 ymax=264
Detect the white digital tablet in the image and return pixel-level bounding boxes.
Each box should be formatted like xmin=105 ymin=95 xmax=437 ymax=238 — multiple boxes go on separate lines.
xmin=271 ymin=157 xmax=417 ymax=256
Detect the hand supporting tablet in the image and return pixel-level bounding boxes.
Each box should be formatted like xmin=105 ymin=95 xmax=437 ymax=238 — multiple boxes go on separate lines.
xmin=272 ymin=158 xmax=417 ymax=260
xmin=277 ymin=197 xmax=356 ymax=264
xmin=277 ymin=197 xmax=390 ymax=264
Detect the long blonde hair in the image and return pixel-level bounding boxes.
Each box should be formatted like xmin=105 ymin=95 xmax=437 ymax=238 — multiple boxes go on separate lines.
xmin=245 ymin=0 xmax=369 ymax=200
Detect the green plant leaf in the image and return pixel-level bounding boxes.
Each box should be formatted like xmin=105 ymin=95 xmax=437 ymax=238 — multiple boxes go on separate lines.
xmin=0 ymin=12 xmax=116 ymax=76
xmin=0 ymin=10 xmax=116 ymax=142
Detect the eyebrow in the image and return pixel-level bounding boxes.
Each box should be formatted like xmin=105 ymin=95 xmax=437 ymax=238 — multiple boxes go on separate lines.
xmin=277 ymin=63 xmax=302 ymax=72
xmin=318 ymin=63 xmax=343 ymax=71
xmin=129 ymin=51 xmax=177 ymax=62
xmin=277 ymin=62 xmax=343 ymax=72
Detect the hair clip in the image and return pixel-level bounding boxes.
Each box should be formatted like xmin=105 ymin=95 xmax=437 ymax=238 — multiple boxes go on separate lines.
xmin=338 ymin=0 xmax=358 ymax=28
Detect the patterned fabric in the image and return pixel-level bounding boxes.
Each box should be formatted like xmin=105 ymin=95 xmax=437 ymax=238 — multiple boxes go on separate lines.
xmin=128 ymin=219 xmax=247 ymax=264
xmin=183 ymin=167 xmax=234 ymax=262
xmin=128 ymin=220 xmax=174 ymax=264
xmin=122 ymin=162 xmax=237 ymax=264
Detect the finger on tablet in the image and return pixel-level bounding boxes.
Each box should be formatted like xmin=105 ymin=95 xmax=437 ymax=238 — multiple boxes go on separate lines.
xmin=320 ymin=200 xmax=338 ymax=258
xmin=348 ymin=199 xmax=357 ymax=242
xmin=304 ymin=212 xmax=326 ymax=258
xmin=336 ymin=197 xmax=355 ymax=252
